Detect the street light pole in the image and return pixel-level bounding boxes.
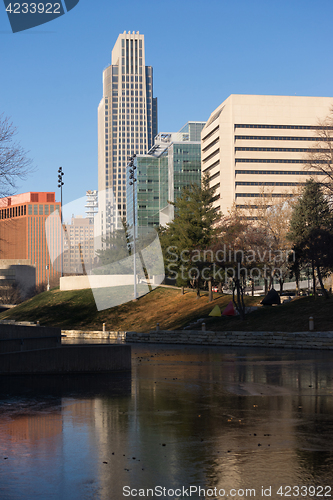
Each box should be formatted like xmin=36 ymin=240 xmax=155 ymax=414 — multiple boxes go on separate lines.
xmin=58 ymin=167 xmax=64 ymax=278
xmin=128 ymin=154 xmax=137 ymax=300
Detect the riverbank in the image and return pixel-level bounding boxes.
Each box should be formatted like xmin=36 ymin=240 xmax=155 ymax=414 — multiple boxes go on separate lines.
xmin=125 ymin=329 xmax=333 ymax=350
xmin=0 ymin=287 xmax=332 ymax=333
xmin=62 ymin=328 xmax=333 ymax=350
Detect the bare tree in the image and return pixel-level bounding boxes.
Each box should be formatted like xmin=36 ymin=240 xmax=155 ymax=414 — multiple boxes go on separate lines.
xmin=305 ymin=105 xmax=333 ymax=198
xmin=0 ymin=283 xmax=22 ymax=305
xmin=0 ymin=113 xmax=33 ymax=197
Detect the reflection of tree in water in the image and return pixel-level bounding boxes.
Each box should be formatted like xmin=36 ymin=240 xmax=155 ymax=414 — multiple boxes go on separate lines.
xmin=295 ymin=394 xmax=333 ymax=480
xmin=295 ymin=448 xmax=333 ymax=482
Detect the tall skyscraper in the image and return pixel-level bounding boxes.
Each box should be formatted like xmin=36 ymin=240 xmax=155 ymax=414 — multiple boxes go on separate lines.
xmin=97 ymin=31 xmax=158 ymax=246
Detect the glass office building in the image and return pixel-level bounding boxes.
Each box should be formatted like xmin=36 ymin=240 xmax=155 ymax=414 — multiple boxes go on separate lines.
xmin=127 ymin=122 xmax=205 ymax=231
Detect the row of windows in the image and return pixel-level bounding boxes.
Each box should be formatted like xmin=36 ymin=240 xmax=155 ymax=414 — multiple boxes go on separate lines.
xmin=236 ymin=204 xmax=267 ymax=209
xmin=235 ymin=124 xmax=333 ymax=130
xmin=209 ymin=171 xmax=220 ymax=183
xmin=0 ymin=204 xmax=60 ymax=219
xmin=202 ymin=137 xmax=219 ymax=153
xmin=235 ymin=169 xmax=324 ymax=175
xmin=235 ymin=135 xmax=329 ymax=142
xmin=235 ymin=181 xmax=304 ymax=186
xmin=202 ymin=148 xmax=219 ymax=163
xmin=0 ymin=205 xmax=26 ymax=219
xmin=235 ymin=158 xmax=316 ymax=164
xmin=235 ymin=147 xmax=327 ymax=153
xmin=202 ymin=125 xmax=219 ymax=143
xmin=236 ymin=193 xmax=294 ymax=198
xmin=120 ymin=75 xmax=143 ymax=82
xmin=123 ymin=38 xmax=142 ymax=49
xmin=202 ymin=159 xmax=220 ymax=174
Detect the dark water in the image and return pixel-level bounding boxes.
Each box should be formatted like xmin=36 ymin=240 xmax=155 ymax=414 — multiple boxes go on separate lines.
xmin=0 ymin=344 xmax=333 ymax=500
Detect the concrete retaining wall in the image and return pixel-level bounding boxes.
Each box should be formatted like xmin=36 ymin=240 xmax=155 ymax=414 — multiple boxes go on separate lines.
xmin=0 ymin=336 xmax=60 ymax=354
xmin=60 ymin=274 xmax=135 ymax=291
xmin=0 ymin=323 xmax=61 ymax=340
xmin=126 ymin=330 xmax=333 ymax=350
xmin=0 ymin=345 xmax=131 ymax=374
xmin=62 ymin=330 xmax=126 ymax=341
xmin=0 ymin=323 xmax=62 ymax=353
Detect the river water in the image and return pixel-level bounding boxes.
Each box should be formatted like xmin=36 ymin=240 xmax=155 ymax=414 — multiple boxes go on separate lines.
xmin=0 ymin=344 xmax=333 ymax=500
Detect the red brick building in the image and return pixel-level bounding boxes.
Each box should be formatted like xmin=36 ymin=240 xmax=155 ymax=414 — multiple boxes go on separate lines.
xmin=0 ymin=192 xmax=61 ymax=285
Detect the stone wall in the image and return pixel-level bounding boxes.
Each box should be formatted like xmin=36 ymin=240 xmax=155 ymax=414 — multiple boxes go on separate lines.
xmin=125 ymin=330 xmax=333 ymax=350
xmin=62 ymin=330 xmax=125 ymax=341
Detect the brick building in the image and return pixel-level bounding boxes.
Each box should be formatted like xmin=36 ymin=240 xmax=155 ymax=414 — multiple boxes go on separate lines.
xmin=0 ymin=192 xmax=61 ymax=285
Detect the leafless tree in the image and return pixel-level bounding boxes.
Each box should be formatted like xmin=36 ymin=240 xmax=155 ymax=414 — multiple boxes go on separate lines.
xmin=305 ymin=105 xmax=333 ymax=198
xmin=0 ymin=113 xmax=33 ymax=197
xmin=0 ymin=283 xmax=22 ymax=305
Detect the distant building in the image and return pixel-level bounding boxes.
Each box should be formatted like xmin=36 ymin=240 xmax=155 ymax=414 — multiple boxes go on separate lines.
xmin=0 ymin=259 xmax=35 ymax=298
xmin=96 ymin=30 xmax=158 ymax=246
xmin=0 ymin=192 xmax=61 ymax=285
xmin=127 ymin=121 xmax=205 ymax=230
xmin=201 ymin=94 xmax=333 ymax=215
xmin=63 ymin=216 xmax=95 ymax=274
xmin=85 ymin=190 xmax=98 ymax=223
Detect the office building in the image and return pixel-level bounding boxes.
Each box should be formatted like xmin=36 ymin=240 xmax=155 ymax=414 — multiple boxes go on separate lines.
xmin=0 ymin=192 xmax=61 ymax=285
xmin=85 ymin=190 xmax=98 ymax=222
xmin=127 ymin=121 xmax=205 ymax=230
xmin=201 ymin=95 xmax=333 ymax=215
xmin=63 ymin=216 xmax=95 ymax=275
xmin=97 ymin=31 xmax=158 ymax=247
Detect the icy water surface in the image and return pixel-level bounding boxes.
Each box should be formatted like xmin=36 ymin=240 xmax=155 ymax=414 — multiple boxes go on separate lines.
xmin=0 ymin=344 xmax=333 ymax=499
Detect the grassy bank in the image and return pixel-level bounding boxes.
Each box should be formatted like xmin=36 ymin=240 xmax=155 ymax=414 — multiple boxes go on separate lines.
xmin=0 ymin=286 xmax=331 ymax=332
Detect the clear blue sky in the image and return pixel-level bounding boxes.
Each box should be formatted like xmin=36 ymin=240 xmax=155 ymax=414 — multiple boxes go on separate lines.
xmin=1 ymin=0 xmax=333 ymax=205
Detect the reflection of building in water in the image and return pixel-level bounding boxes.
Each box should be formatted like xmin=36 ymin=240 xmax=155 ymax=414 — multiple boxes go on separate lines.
xmin=0 ymin=412 xmax=62 ymax=447
xmin=1 ymin=351 xmax=332 ymax=497
xmin=63 ymin=215 xmax=95 ymax=274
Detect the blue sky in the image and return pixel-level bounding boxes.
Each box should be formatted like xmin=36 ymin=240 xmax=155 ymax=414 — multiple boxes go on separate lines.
xmin=1 ymin=0 xmax=333 ymax=205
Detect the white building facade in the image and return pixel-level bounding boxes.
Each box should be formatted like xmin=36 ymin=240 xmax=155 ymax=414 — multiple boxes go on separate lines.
xmin=201 ymin=95 xmax=333 ymax=215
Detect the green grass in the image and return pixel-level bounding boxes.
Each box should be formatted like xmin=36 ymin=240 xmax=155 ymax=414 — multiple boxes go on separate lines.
xmin=0 ymin=286 xmax=331 ymax=332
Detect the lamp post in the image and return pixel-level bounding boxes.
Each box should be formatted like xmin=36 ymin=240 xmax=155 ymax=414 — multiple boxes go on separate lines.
xmin=128 ymin=154 xmax=137 ymax=300
xmin=58 ymin=167 xmax=64 ymax=277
